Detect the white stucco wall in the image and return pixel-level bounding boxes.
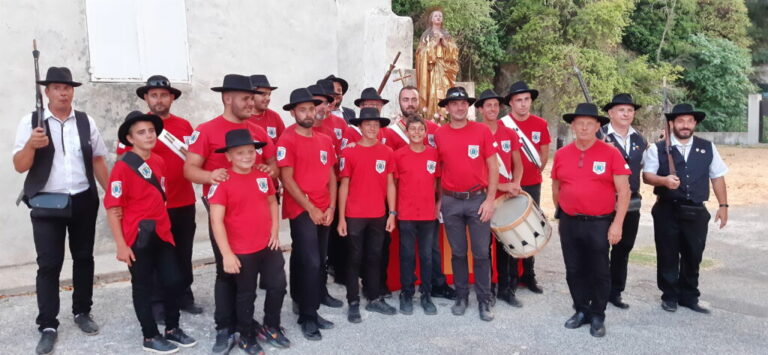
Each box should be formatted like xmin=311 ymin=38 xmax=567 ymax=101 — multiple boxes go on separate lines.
xmin=0 ymin=0 xmax=412 ymax=267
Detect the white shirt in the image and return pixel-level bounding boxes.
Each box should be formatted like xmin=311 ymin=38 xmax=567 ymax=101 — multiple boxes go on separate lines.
xmin=605 ymin=123 xmax=636 ymax=154
xmin=642 ymin=135 xmax=728 ymax=179
xmin=13 ymin=108 xmax=108 ymax=194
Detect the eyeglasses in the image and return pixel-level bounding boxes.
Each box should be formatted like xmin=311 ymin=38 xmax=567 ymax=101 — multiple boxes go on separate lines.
xmin=148 ymin=79 xmax=170 ymax=87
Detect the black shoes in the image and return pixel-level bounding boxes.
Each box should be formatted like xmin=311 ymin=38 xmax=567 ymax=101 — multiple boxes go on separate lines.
xmin=300 ymin=320 xmax=322 ymax=341
xmin=431 ymin=284 xmax=457 ymax=300
xmin=211 ymin=329 xmax=235 ymax=354
xmin=164 ymin=328 xmax=197 ymax=348
xmin=142 ymin=335 xmax=179 ymax=354
xmin=590 ymin=318 xmax=606 ymax=338
xmin=498 ymin=288 xmax=522 ymax=308
xmin=35 ymin=328 xmax=57 ymax=355
xmin=524 ymin=279 xmax=543 ymax=294
xmin=321 ymin=294 xmax=344 ymax=308
xmin=479 ymin=301 xmax=494 ymax=322
xmin=292 ymin=301 xmax=299 ymax=315
xmin=366 ymin=298 xmax=397 ymax=315
xmin=316 ymin=315 xmax=335 ymax=329
xmin=399 ymin=293 xmax=414 ymax=315
xmin=451 ymin=297 xmax=468 ymax=316
xmin=661 ymin=300 xmax=678 ymax=312
xmin=74 ymin=313 xmax=99 ymax=335
xmin=421 ymin=294 xmax=437 ymax=315
xmin=564 ymin=312 xmax=590 ymax=329
xmin=238 ymin=333 xmax=264 ymax=355
xmin=609 ymin=295 xmax=630 ymax=309
xmin=258 ymin=325 xmax=291 ymax=348
xmin=348 ymin=301 xmax=362 ymax=323
xmin=679 ymin=302 xmax=711 ymax=314
xmin=180 ymin=303 xmax=204 ymax=315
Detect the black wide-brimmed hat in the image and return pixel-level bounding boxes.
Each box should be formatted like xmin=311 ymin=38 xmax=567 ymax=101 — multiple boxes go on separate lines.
xmin=37 ymin=67 xmax=81 ymax=87
xmin=283 ymin=88 xmax=322 ymax=111
xmin=349 ymin=107 xmax=391 ymax=127
xmin=118 ymin=111 xmax=164 ymax=147
xmin=665 ymin=103 xmax=706 ymax=122
xmin=325 ymin=74 xmax=349 ymax=94
xmin=437 ymin=86 xmax=476 ymax=107
xmin=136 ymin=75 xmax=181 ymax=99
xmin=250 ymin=74 xmax=278 ymax=90
xmin=307 ymin=83 xmax=334 ymax=103
xmin=503 ymin=81 xmax=539 ymax=104
xmin=562 ymin=103 xmax=610 ymax=125
xmin=603 ymin=93 xmax=641 ymax=112
xmin=474 ymin=89 xmax=504 ymax=108
xmin=316 ymin=79 xmax=338 ymax=98
xmin=211 ymin=74 xmax=262 ymax=94
xmin=214 ymin=129 xmax=267 ymax=153
xmin=354 ymin=87 xmax=390 ymax=107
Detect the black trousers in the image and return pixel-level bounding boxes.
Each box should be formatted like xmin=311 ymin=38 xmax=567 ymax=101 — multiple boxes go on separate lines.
xmin=559 ymin=213 xmax=612 ymax=320
xmin=430 ymin=219 xmax=449 ymax=288
xmin=289 ymin=212 xmax=330 ymax=323
xmin=32 ymin=189 xmax=98 ymax=330
xmin=398 ymin=220 xmax=435 ymax=296
xmin=152 ymin=204 xmax=196 ymax=310
xmin=345 ymin=216 xmax=386 ymax=302
xmin=327 ymin=208 xmax=348 ymax=285
xmin=218 ymin=248 xmax=286 ymax=336
xmin=204 ymin=198 xmax=238 ymax=331
xmin=651 ymin=200 xmax=709 ymax=304
xmin=609 ymin=210 xmax=640 ymax=298
xmin=380 ymin=231 xmax=391 ymax=293
xmin=129 ymin=229 xmax=182 ymax=338
xmin=511 ymin=184 xmax=542 ymax=283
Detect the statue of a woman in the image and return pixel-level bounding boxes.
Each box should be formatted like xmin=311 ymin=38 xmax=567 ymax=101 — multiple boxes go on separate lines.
xmin=415 ymin=10 xmax=459 ymax=121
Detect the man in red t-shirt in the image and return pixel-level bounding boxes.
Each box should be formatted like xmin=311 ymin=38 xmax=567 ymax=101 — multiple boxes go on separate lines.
xmin=183 ymin=74 xmax=277 ymax=353
xmin=122 ymin=75 xmax=202 ymax=318
xmin=500 ymin=81 xmax=551 ymax=294
xmin=247 ymin=75 xmax=285 ymax=143
xmin=551 ymin=103 xmax=630 ymax=338
xmin=278 ymin=88 xmax=340 ymax=340
xmin=475 ymin=89 xmax=525 ymax=308
xmin=106 ymin=111 xmax=197 ymax=353
xmin=337 ymin=107 xmax=398 ymax=323
xmin=434 ymin=87 xmax=499 ymax=322
xmin=207 ymin=129 xmax=289 ymax=353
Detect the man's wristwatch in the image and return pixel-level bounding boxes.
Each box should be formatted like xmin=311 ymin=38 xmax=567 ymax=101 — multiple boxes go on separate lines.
xmin=719 ymin=204 xmax=729 ymax=208
xmin=388 ymin=210 xmax=398 ymax=216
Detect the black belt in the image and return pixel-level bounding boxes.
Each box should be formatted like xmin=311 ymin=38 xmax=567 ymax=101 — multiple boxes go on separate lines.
xmin=442 ymin=188 xmax=486 ymax=200
xmin=562 ymin=212 xmax=614 ymax=221
xmin=657 ymin=197 xmax=704 ymax=207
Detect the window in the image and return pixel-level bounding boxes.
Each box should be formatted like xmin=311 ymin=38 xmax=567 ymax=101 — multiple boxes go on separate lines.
xmin=85 ymin=0 xmax=190 ymax=82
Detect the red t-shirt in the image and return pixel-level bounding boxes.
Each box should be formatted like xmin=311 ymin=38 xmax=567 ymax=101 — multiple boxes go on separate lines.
xmin=502 ymin=114 xmax=551 ymax=186
xmin=207 ymin=169 xmax=275 ymax=254
xmin=188 ymin=115 xmax=276 ymax=196
xmin=383 ymin=119 xmax=439 ymax=151
xmin=493 ymin=125 xmax=522 ymax=185
xmin=104 ymin=155 xmax=173 ymax=247
xmin=116 ymin=114 xmax=196 ymax=209
xmin=394 ymin=146 xmax=440 ymax=221
xmin=247 ymin=109 xmax=285 ymax=144
xmin=276 ymin=125 xmax=337 ymax=219
xmin=339 ymin=143 xmax=394 ymax=218
xmin=340 ymin=125 xmax=387 ymax=151
xmin=551 ymin=140 xmax=631 ymax=216
xmin=434 ymin=121 xmax=496 ymax=192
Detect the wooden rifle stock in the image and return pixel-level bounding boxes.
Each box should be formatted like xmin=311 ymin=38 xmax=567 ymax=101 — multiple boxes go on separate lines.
xmin=662 ymin=77 xmax=676 ymax=176
xmin=377 ymin=51 xmax=401 ymax=95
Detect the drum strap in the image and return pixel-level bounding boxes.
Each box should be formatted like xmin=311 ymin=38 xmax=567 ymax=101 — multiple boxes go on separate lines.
xmin=501 ymin=115 xmax=542 ymax=170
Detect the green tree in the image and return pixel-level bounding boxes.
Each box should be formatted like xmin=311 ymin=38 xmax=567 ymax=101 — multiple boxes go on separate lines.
xmin=746 ymin=0 xmax=768 ymax=65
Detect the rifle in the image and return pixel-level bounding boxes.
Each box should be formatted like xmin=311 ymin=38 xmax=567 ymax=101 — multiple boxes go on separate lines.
xmin=569 ymin=54 xmax=592 ymax=103
xmin=377 ymin=51 xmax=401 ymax=95
xmin=33 ymin=39 xmax=45 ymax=132
xmin=662 ymin=77 xmax=676 ymax=176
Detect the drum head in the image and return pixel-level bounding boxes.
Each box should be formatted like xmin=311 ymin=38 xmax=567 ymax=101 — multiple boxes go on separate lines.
xmin=490 ymin=193 xmax=529 ymax=229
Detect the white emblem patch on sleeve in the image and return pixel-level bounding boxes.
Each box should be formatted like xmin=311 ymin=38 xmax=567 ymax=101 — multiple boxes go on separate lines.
xmin=334 ymin=128 xmax=343 ymax=140
xmin=207 ymin=184 xmax=218 ymax=199
xmin=277 ymin=146 xmax=286 ymax=161
xmin=188 ymin=131 xmax=200 ymax=145
xmin=110 ymin=181 xmax=122 ymax=198
xmin=339 ymin=157 xmax=345 ymax=171
xmin=257 ymin=178 xmax=269 ymax=193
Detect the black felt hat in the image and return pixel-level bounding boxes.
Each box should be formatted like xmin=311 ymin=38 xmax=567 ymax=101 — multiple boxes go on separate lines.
xmin=664 ymin=103 xmax=706 ymax=122
xmin=354 ymin=87 xmax=390 ymax=107
xmin=37 ymin=67 xmax=81 ymax=87
xmin=325 ymin=74 xmax=349 ymax=94
xmin=136 ymin=75 xmax=181 ymax=99
xmin=603 ymin=93 xmax=641 ymax=112
xmin=474 ymin=89 xmax=504 ymax=108
xmin=250 ymin=74 xmax=278 ymax=90
xmin=211 ymin=74 xmax=262 ymax=94
xmin=503 ymin=81 xmax=539 ymax=104
xmin=307 ymin=83 xmax=334 ymax=103
xmin=214 ymin=129 xmax=267 ymax=153
xmin=437 ymin=86 xmax=476 ymax=107
xmin=349 ymin=107 xmax=391 ymax=127
xmin=562 ymin=103 xmax=610 ymax=125
xmin=282 ymin=88 xmax=322 ymax=111
xmin=118 ymin=111 xmax=164 ymax=147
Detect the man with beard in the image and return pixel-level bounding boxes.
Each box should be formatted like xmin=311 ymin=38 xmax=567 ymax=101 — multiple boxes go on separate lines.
xmin=248 ymin=74 xmax=285 ymax=144
xmin=309 ymin=80 xmax=347 ymax=150
xmin=642 ymin=103 xmax=728 ymax=315
xmin=184 ymin=74 xmax=277 ymax=354
xmin=325 ymin=74 xmax=356 ymax=123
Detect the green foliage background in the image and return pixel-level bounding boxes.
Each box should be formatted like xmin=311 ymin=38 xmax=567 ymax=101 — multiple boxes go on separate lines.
xmin=393 ymin=0 xmax=764 ymax=133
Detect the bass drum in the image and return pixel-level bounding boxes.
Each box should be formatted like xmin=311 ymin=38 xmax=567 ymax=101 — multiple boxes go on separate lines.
xmin=490 ymin=191 xmax=552 ymax=258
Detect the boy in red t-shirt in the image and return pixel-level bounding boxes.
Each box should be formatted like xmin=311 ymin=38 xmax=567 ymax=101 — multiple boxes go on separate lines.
xmin=393 ymin=117 xmax=441 ymax=316
xmin=105 ymin=111 xmax=197 ymax=353
xmin=337 ymin=107 xmax=398 ymax=323
xmin=208 ymin=129 xmax=289 ymax=353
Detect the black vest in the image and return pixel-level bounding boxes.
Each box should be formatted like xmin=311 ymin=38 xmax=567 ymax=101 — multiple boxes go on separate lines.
xmin=23 ymin=111 xmax=96 ymax=199
xmin=599 ymin=126 xmax=647 ymax=194
xmin=653 ymin=137 xmax=713 ymax=203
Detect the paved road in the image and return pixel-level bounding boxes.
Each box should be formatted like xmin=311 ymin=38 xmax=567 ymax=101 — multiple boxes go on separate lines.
xmin=1 ymin=205 xmax=766 ymax=354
